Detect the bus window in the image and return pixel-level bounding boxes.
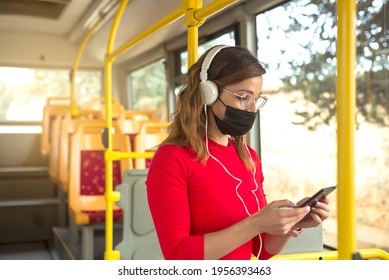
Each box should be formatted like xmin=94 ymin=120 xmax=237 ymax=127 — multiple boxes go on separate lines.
xmin=0 ymin=67 xmax=102 ymax=121
xmin=256 ymin=0 xmax=388 ymax=252
xmin=127 ymin=58 xmax=167 ymax=122
xmin=178 ymin=30 xmax=237 ymax=75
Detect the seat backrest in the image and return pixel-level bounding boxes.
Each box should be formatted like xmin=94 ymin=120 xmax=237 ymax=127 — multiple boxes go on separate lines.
xmin=115 ymin=169 xmax=163 ymax=259
xmin=117 ymin=110 xmax=159 ymax=152
xmin=40 ymin=97 xmax=71 ymax=159
xmin=48 ymin=114 xmax=64 ymax=184
xmin=68 ymin=120 xmax=132 ymax=225
xmin=133 ymin=122 xmax=170 ymax=169
xmin=57 ymin=110 xmax=103 ymax=193
xmin=84 ymin=96 xmax=124 ymax=120
xmin=119 ymin=110 xmax=158 ymax=123
xmin=118 ymin=110 xmax=158 ymax=133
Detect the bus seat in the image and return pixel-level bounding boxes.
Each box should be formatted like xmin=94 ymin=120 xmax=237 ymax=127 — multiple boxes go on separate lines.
xmin=133 ymin=122 xmax=170 ymax=169
xmin=57 ymin=110 xmax=103 ymax=193
xmin=40 ymin=97 xmax=71 ymax=159
xmin=119 ymin=110 xmax=158 ymax=123
xmin=54 ymin=110 xmax=103 ymax=227
xmin=67 ymin=120 xmax=131 ymax=259
xmin=48 ymin=114 xmax=64 ymax=184
xmin=115 ymin=169 xmax=163 ymax=259
xmin=51 ymin=109 xmax=102 ymax=187
xmin=84 ymin=96 xmax=124 ymax=120
xmin=68 ymin=120 xmax=132 ymax=224
xmin=117 ymin=110 xmax=159 ymax=152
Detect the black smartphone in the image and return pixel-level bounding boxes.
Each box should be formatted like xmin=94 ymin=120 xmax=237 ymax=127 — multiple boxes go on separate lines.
xmin=299 ymin=186 xmax=336 ymax=207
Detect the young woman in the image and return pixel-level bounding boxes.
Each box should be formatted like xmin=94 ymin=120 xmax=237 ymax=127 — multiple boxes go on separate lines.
xmin=146 ymin=45 xmax=330 ymax=260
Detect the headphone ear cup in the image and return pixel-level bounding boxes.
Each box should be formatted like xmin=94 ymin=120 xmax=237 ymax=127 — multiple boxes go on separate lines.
xmin=200 ymin=80 xmax=218 ymax=105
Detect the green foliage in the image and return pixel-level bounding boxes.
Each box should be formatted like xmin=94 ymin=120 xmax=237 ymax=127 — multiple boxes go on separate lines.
xmin=0 ymin=68 xmax=101 ymax=121
xmin=129 ymin=59 xmax=167 ymax=120
xmin=266 ymin=0 xmax=388 ymax=128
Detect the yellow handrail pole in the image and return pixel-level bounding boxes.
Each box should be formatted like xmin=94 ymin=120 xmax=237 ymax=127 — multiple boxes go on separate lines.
xmin=271 ymin=248 xmax=389 ymax=260
xmin=104 ymin=0 xmax=129 ymax=260
xmin=186 ymin=0 xmax=238 ymax=67
xmin=107 ymin=8 xmax=185 ymax=61
xmin=184 ymin=1 xmax=202 ymax=67
xmin=107 ymin=0 xmax=238 ymax=62
xmin=187 ymin=26 xmax=199 ymax=67
xmin=195 ymin=0 xmax=238 ymax=20
xmin=184 ymin=0 xmax=238 ymax=68
xmin=107 ymin=151 xmax=155 ymax=160
xmin=184 ymin=0 xmax=203 ymax=68
xmin=336 ymin=0 xmax=357 ymax=260
xmin=70 ymin=17 xmax=104 ymax=117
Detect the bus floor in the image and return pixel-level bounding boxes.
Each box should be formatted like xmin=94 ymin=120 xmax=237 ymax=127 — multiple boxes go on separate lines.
xmin=52 ymin=225 xmax=123 ymax=260
xmin=0 ymin=226 xmax=123 ymax=260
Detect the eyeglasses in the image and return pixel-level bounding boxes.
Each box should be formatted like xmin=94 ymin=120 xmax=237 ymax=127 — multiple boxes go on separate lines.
xmin=221 ymin=88 xmax=268 ymax=110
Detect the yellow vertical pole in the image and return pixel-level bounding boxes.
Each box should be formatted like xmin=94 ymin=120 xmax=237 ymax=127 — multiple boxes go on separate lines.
xmin=70 ymin=17 xmax=103 ymax=116
xmin=336 ymin=0 xmax=357 ymax=260
xmin=187 ymin=26 xmax=199 ymax=68
xmin=183 ymin=0 xmax=204 ymax=68
xmin=184 ymin=0 xmax=238 ymax=68
xmin=104 ymin=0 xmax=129 ymax=260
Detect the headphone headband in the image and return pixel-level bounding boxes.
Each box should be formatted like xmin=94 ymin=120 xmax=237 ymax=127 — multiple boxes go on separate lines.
xmin=199 ymin=45 xmax=234 ymax=105
xmin=200 ymin=45 xmax=232 ymax=82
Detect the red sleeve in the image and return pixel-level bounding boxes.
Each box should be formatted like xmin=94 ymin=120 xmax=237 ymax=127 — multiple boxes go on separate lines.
xmin=146 ymin=145 xmax=204 ymax=260
xmin=252 ymin=234 xmax=276 ymax=260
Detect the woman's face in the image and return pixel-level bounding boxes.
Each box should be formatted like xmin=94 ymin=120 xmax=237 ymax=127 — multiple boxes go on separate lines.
xmin=211 ymin=76 xmax=264 ymax=119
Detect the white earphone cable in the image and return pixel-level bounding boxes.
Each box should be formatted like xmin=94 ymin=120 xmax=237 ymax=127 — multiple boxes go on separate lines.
xmin=204 ymin=105 xmax=262 ymax=259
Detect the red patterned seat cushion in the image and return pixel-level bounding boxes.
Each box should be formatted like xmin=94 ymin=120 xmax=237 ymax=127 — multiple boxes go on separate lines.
xmin=80 ymin=150 xmax=122 ymax=195
xmin=128 ymin=134 xmax=136 ymax=152
xmin=80 ymin=150 xmax=123 ymax=223
xmin=81 ymin=209 xmax=123 ymax=223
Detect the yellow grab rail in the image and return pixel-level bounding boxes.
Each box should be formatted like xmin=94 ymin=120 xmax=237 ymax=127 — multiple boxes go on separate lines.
xmin=105 ymin=151 xmax=154 ymax=161
xmin=271 ymin=248 xmax=389 ymax=260
xmin=184 ymin=0 xmax=203 ymax=68
xmin=195 ymin=0 xmax=237 ymax=20
xmin=185 ymin=0 xmax=238 ymax=68
xmin=108 ymin=0 xmax=239 ymax=65
xmin=107 ymin=7 xmax=185 ymax=61
xmin=70 ymin=17 xmax=104 ymax=117
xmin=336 ymin=0 xmax=357 ymax=260
xmin=104 ymin=0 xmax=130 ymax=260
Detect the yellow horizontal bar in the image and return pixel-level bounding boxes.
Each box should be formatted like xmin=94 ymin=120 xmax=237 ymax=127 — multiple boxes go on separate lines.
xmin=270 ymin=248 xmax=389 ymax=260
xmin=105 ymin=150 xmax=155 ymax=161
xmin=108 ymin=7 xmax=185 ymax=60
xmin=195 ymin=0 xmax=238 ymax=21
xmin=105 ymin=190 xmax=120 ymax=203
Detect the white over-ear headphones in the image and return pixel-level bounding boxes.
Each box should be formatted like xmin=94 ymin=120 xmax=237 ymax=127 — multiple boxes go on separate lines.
xmin=199 ymin=45 xmax=233 ymax=105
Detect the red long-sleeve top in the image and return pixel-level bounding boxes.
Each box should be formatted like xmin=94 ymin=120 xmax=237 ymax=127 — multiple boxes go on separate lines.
xmin=146 ymin=138 xmax=274 ymax=260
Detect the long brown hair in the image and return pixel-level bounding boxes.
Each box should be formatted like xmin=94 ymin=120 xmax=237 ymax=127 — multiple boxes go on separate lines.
xmin=161 ymin=45 xmax=266 ymax=170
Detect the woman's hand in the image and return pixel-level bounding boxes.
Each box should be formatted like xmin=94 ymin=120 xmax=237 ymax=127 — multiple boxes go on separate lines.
xmin=254 ymin=199 xmax=310 ymax=235
xmin=293 ymin=196 xmax=330 ymax=229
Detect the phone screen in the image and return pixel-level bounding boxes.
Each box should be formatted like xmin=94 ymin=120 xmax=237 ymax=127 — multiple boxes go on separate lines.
xmin=299 ymin=186 xmax=336 ymax=207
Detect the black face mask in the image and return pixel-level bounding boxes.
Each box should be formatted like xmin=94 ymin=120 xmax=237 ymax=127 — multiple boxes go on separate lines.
xmin=212 ymin=98 xmax=258 ymax=136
